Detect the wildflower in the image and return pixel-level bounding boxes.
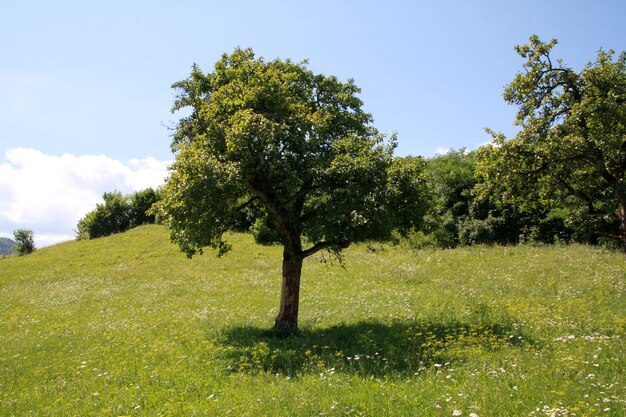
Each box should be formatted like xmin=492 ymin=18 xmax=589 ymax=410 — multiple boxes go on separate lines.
xmin=453 ymin=410 xmax=462 ymax=416
xmin=469 ymin=414 xmax=479 ymax=417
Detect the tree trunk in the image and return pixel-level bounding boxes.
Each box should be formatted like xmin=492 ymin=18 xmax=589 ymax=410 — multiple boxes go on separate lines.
xmin=274 ymin=250 xmax=304 ymax=335
xmin=620 ymin=198 xmax=626 ymax=255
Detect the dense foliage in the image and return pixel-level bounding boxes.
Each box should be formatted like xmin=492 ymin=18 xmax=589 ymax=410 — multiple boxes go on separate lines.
xmin=68 ymin=38 xmax=623 ymax=256
xmin=401 ymin=37 xmax=625 ymax=252
xmin=158 ymin=48 xmax=427 ymax=333
xmin=13 ymin=229 xmax=35 ymax=255
xmin=76 ymin=188 xmax=161 ymax=240
xmin=475 ymin=36 xmax=626 ymax=252
xmin=419 ymin=149 xmax=477 ymax=248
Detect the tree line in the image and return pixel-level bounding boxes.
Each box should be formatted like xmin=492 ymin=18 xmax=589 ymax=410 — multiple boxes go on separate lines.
xmin=78 ymin=146 xmax=621 ymax=252
xmin=73 ymin=36 xmax=624 ymax=334
xmin=76 ymin=37 xmax=625 ymax=254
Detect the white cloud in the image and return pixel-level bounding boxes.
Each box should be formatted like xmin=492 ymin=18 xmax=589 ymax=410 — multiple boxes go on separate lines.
xmin=0 ymin=148 xmax=170 ymax=247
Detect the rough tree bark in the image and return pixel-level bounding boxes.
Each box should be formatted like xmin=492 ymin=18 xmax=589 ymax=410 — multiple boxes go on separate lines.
xmin=274 ymin=249 xmax=304 ymax=335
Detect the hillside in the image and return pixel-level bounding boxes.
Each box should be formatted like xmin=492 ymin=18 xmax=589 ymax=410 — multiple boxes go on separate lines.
xmin=1 ymin=225 xmax=625 ymax=416
xmin=0 ymin=237 xmax=14 ymax=255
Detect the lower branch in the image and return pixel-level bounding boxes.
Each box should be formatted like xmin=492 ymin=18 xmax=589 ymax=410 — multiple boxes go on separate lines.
xmin=302 ymin=240 xmax=350 ymax=258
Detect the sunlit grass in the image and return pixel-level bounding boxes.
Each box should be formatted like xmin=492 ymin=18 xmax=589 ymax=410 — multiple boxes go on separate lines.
xmin=1 ymin=225 xmax=624 ymax=416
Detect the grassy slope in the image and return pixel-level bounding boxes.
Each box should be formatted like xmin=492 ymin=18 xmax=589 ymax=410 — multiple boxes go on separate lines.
xmin=1 ymin=225 xmax=624 ymax=416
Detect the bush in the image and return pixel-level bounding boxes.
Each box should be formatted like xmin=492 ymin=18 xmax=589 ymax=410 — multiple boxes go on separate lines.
xmin=420 ymin=149 xmax=478 ymax=248
xmin=129 ymin=188 xmax=161 ymax=227
xmin=13 ymin=229 xmax=35 ymax=255
xmin=396 ymin=230 xmax=439 ymax=250
xmin=458 ymin=215 xmax=506 ymax=246
xmin=421 ymin=211 xmax=460 ymax=248
xmin=77 ymin=188 xmax=161 ymax=240
xmin=77 ymin=191 xmax=131 ymax=239
xmin=250 ymin=218 xmax=281 ymax=245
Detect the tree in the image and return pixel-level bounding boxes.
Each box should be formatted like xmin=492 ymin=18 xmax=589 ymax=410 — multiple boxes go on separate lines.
xmin=157 ymin=48 xmax=426 ymax=335
xmin=129 ymin=188 xmax=161 ymax=227
xmin=475 ymin=36 xmax=626 ymax=252
xmin=422 ymin=149 xmax=477 ymax=247
xmin=77 ymin=191 xmax=131 ymax=239
xmin=13 ymin=229 xmax=35 ymax=255
xmin=77 ymin=188 xmax=161 ymax=240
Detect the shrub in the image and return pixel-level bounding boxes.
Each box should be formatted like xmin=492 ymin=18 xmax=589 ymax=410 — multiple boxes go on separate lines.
xmin=250 ymin=218 xmax=281 ymax=245
xmin=13 ymin=229 xmax=35 ymax=255
xmin=77 ymin=188 xmax=161 ymax=240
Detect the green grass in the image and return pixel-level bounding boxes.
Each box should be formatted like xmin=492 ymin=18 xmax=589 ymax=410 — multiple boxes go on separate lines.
xmin=1 ymin=225 xmax=625 ymax=416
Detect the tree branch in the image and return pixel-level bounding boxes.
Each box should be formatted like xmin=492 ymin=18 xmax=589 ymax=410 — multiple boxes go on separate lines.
xmin=302 ymin=240 xmax=350 ymax=258
xmin=249 ymin=185 xmax=288 ymax=234
xmin=555 ymin=177 xmax=598 ymax=215
xmin=578 ymin=147 xmax=618 ymax=185
xmin=287 ymin=179 xmax=314 ymax=213
xmin=235 ymin=196 xmax=259 ymax=212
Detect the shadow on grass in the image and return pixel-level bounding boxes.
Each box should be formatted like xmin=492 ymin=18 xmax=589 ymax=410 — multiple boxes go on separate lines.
xmin=214 ymin=318 xmax=535 ymax=377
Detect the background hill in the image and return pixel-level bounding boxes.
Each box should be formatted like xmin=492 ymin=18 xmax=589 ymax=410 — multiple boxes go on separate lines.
xmin=1 ymin=225 xmax=624 ymax=416
xmin=0 ymin=237 xmax=14 ymax=255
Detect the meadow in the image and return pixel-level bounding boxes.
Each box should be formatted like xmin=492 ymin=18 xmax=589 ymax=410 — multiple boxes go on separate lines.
xmin=1 ymin=225 xmax=624 ymax=416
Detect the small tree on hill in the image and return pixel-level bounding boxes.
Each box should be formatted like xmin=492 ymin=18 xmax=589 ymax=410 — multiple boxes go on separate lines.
xmin=13 ymin=229 xmax=35 ymax=255
xmin=77 ymin=188 xmax=161 ymax=239
xmin=157 ymin=48 xmax=427 ymax=335
xmin=77 ymin=191 xmax=131 ymax=239
xmin=129 ymin=188 xmax=161 ymax=227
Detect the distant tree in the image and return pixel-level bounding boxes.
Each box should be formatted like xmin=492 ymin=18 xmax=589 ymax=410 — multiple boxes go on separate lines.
xmin=129 ymin=188 xmax=161 ymax=227
xmin=157 ymin=48 xmax=427 ymax=334
xmin=421 ymin=149 xmax=477 ymax=247
xmin=475 ymin=36 xmax=626 ymax=252
xmin=13 ymin=229 xmax=35 ymax=255
xmin=77 ymin=191 xmax=131 ymax=239
xmin=250 ymin=214 xmax=282 ymax=245
xmin=77 ymin=188 xmax=162 ymax=240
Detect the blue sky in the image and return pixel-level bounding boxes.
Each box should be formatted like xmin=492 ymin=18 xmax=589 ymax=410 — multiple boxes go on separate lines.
xmin=1 ymin=0 xmax=625 ymax=245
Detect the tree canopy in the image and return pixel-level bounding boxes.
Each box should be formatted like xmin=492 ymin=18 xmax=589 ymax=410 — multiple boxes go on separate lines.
xmin=158 ymin=48 xmax=426 ymax=333
xmin=76 ymin=188 xmax=161 ymax=240
xmin=475 ymin=36 xmax=626 ymax=252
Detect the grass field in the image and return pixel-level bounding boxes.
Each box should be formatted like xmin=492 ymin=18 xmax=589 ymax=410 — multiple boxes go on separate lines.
xmin=1 ymin=225 xmax=625 ymax=416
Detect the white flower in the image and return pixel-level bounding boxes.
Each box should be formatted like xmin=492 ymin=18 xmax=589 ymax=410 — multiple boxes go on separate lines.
xmin=469 ymin=413 xmax=479 ymax=417
xmin=453 ymin=410 xmax=462 ymax=416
